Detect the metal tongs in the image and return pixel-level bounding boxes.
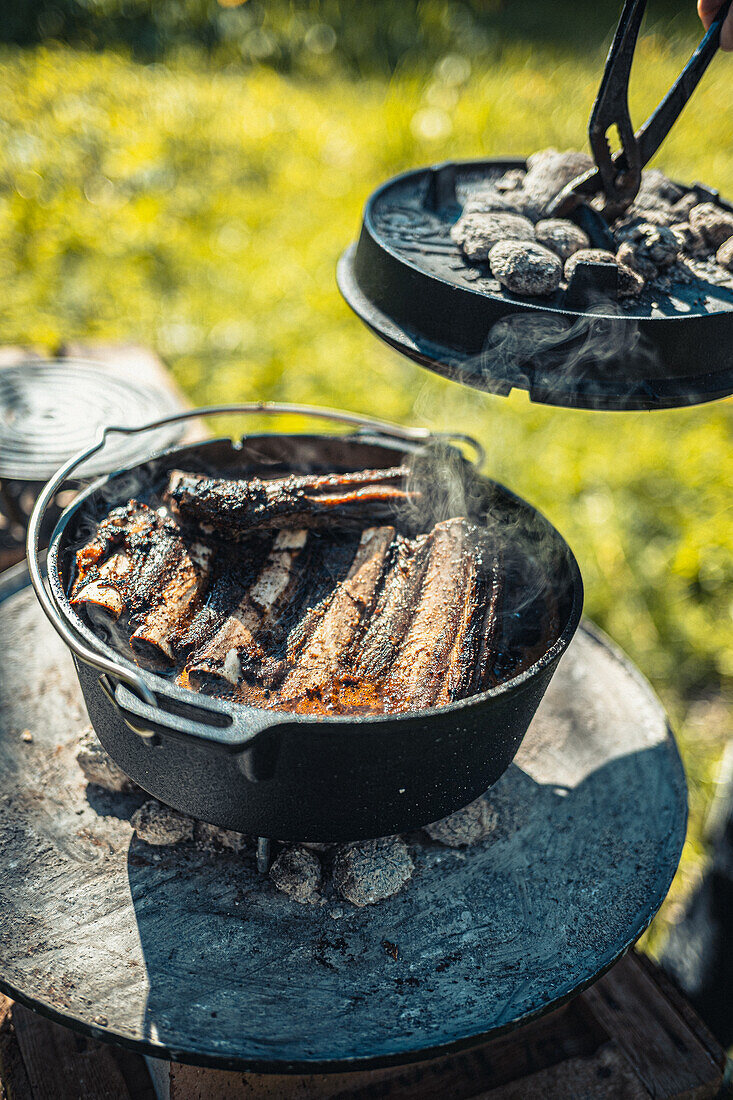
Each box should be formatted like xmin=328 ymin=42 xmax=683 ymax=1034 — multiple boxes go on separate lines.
xmin=551 ymin=0 xmax=732 ymax=220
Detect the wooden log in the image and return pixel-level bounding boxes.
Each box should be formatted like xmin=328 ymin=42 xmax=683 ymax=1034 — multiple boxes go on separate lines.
xmin=11 ymin=1002 xmax=136 ymax=1100
xmin=582 ymin=953 xmax=725 ymax=1099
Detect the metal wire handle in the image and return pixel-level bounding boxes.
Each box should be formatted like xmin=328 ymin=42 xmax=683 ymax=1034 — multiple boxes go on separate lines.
xmin=27 ymin=401 xmax=485 ymax=715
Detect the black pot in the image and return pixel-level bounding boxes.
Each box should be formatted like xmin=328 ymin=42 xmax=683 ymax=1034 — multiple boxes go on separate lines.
xmin=30 ymin=405 xmax=583 ymax=843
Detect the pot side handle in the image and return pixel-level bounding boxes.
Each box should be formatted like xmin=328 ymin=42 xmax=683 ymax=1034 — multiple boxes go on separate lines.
xmin=99 ymin=675 xmax=291 ymax=753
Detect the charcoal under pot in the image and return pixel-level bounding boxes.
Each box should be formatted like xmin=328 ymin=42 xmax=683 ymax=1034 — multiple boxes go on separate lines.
xmin=28 ymin=404 xmax=583 ymax=843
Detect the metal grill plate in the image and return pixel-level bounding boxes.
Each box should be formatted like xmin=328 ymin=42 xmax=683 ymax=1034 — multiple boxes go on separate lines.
xmin=0 ymin=564 xmax=686 ymax=1072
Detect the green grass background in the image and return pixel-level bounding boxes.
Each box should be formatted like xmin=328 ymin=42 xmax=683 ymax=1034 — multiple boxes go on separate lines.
xmin=2 ymin=0 xmax=733 ymax=949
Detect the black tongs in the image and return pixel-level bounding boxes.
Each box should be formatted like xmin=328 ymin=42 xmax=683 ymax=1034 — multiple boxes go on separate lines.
xmin=551 ymin=0 xmax=732 ymax=219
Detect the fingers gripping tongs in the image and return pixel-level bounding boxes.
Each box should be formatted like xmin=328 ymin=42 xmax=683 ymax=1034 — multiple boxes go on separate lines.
xmin=551 ymin=0 xmax=732 ymax=220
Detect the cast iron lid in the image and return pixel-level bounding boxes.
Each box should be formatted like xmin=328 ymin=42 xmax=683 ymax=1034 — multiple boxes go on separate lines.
xmin=337 ymin=158 xmax=733 ymax=411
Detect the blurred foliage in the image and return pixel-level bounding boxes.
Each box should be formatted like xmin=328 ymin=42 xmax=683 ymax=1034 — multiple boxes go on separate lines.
xmin=0 ymin=6 xmax=732 ymax=947
xmin=1 ymin=0 xmax=701 ymax=71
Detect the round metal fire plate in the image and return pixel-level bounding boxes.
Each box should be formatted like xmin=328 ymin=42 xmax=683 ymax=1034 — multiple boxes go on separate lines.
xmin=0 ymin=359 xmax=183 ymax=480
xmin=0 ymin=564 xmax=687 ymax=1072
xmin=338 ymin=159 xmax=733 ymax=410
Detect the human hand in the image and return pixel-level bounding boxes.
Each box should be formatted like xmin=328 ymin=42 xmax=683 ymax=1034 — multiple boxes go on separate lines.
xmin=698 ymin=0 xmax=733 ymax=50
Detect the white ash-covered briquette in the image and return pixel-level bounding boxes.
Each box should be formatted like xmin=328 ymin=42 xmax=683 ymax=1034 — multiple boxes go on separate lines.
xmin=333 ymin=836 xmax=413 ymax=907
xmin=670 ymin=222 xmax=708 ymax=257
xmin=131 ymin=799 xmax=195 ymax=846
xmin=534 ymin=218 xmax=589 ymax=261
xmin=424 ymin=795 xmax=498 ymax=848
xmin=615 ymin=241 xmax=654 ymax=279
xmin=636 ymin=168 xmax=685 ymax=207
xmin=488 ymin=240 xmax=562 ymax=297
xmin=614 ymin=221 xmax=679 ymax=274
xmin=461 ymin=186 xmax=539 ymax=223
xmin=496 ymin=189 xmax=545 ymax=222
xmin=520 ymin=148 xmax=594 ymax=218
xmin=564 ymin=248 xmax=644 ymax=298
xmin=270 ymin=845 xmax=322 ymax=904
xmin=621 ymin=203 xmax=673 ymax=228
xmin=670 ymin=192 xmax=700 ymax=222
xmin=460 ymin=187 xmax=512 ymax=217
xmin=717 ymin=237 xmax=733 ymax=272
xmin=76 ymin=727 xmax=140 ymax=794
xmin=494 ymin=168 xmax=526 ymax=193
xmin=623 ymin=171 xmax=685 ymax=227
xmin=689 ymin=203 xmax=733 ymax=250
xmin=194 ymin=820 xmax=248 ymax=853
xmin=450 ymin=211 xmax=535 ymax=263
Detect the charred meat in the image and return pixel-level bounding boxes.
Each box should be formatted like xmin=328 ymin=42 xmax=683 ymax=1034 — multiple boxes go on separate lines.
xmin=277 ymin=525 xmax=395 ymax=710
xmin=71 ymin=500 xmax=214 ymax=668
xmin=184 ymin=529 xmax=311 ymax=692
xmin=354 ymin=534 xmax=431 ymax=682
xmin=384 ymin=518 xmax=486 ymax=710
xmin=165 ymin=467 xmax=418 ymax=534
xmin=130 ymin=537 xmax=213 ymax=666
xmin=71 ymin=550 xmax=132 ymax=624
xmin=70 ymin=463 xmax=553 ymax=715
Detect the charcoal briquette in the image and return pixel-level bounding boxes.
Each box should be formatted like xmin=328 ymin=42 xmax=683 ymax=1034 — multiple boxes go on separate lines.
xmin=450 ymin=211 xmax=535 ymax=263
xmin=488 ymin=240 xmax=562 ymax=297
xmin=717 ymin=237 xmax=733 ymax=272
xmin=131 ymin=800 xmax=195 ymax=846
xmin=333 ymin=837 xmax=413 ymax=907
xmin=689 ymin=203 xmax=733 ymax=250
xmin=270 ymin=845 xmax=322 ymax=904
xmin=534 ymin=218 xmax=589 ymax=261
xmin=614 ymin=221 xmax=679 ymax=270
xmin=194 ymin=821 xmax=249 ymax=853
xmin=424 ymin=796 xmax=498 ymax=847
xmin=564 ymin=249 xmax=644 ymax=297
xmin=76 ymin=727 xmax=140 ymax=794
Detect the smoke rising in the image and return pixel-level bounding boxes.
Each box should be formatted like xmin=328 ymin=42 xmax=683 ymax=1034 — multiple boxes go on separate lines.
xmin=476 ymin=299 xmax=663 ymax=396
xmin=400 ymin=434 xmax=574 ymax=660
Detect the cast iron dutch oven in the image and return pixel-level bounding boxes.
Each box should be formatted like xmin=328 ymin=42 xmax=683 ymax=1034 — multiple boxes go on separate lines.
xmin=29 ymin=404 xmax=583 ymax=842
